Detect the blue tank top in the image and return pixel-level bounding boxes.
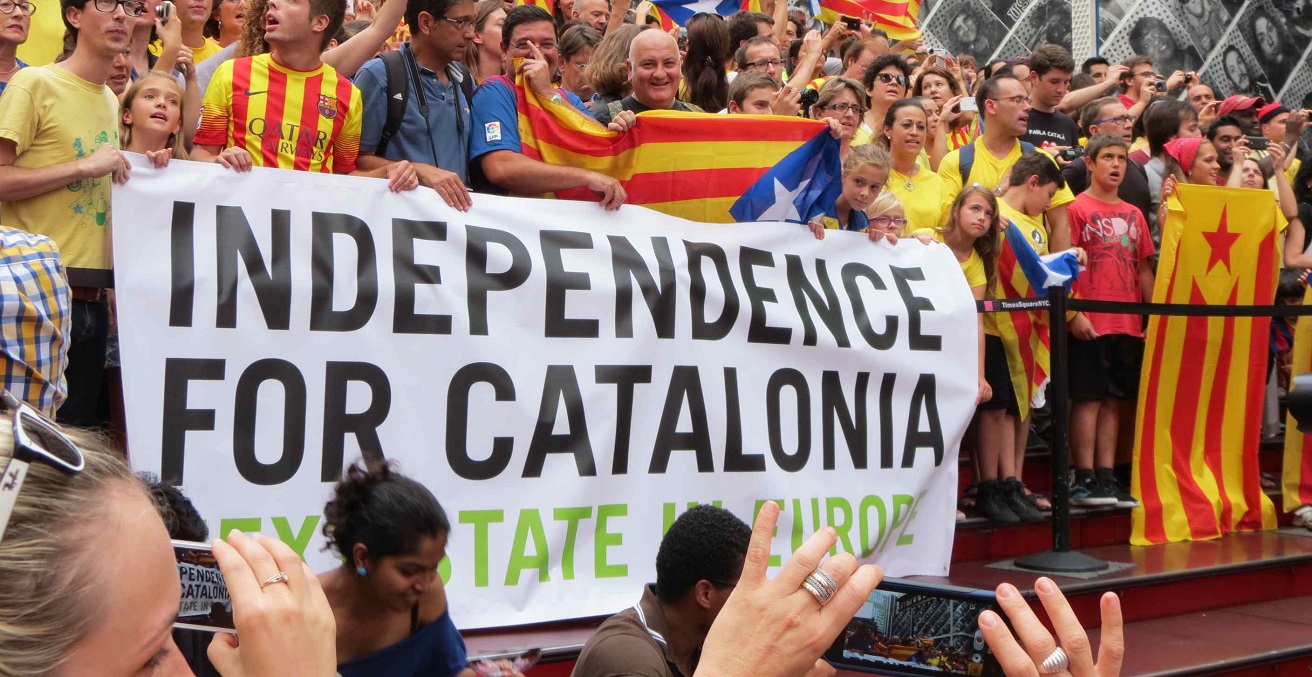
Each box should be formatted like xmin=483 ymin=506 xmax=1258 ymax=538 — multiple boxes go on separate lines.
xmin=0 ymin=60 xmax=28 ymax=98
xmin=337 ymin=609 xmax=469 ymax=677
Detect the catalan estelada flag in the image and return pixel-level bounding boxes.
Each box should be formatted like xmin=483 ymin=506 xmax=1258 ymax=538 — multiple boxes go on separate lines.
xmin=1131 ymin=184 xmax=1281 ymax=545
xmin=986 ymin=221 xmax=1080 ymax=419
xmin=651 ymin=0 xmax=741 ymax=25
xmin=818 ymin=0 xmax=922 ymax=40
xmin=501 ymin=73 xmax=841 ymax=223
xmin=1283 ymin=285 xmax=1312 ymax=514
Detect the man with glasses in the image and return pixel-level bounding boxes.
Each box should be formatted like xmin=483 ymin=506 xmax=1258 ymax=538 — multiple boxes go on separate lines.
xmin=938 ymin=74 xmax=1074 ymax=251
xmin=0 ymin=0 xmax=135 ymax=426
xmin=193 ymin=0 xmax=417 ymax=188
xmin=734 ymin=35 xmax=783 ymax=86
xmin=1062 ymin=97 xmax=1151 ymax=221
xmin=0 ymin=0 xmax=33 ymax=97
xmin=471 ymin=4 xmax=627 ymax=206
xmin=354 ymin=0 xmax=476 ymax=211
xmin=573 ymin=504 xmax=751 ymax=677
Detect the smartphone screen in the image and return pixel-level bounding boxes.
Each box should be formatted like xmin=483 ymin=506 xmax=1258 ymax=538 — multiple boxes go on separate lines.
xmin=824 ymin=579 xmax=1004 ymax=677
xmin=173 ymin=540 xmax=236 ymax=632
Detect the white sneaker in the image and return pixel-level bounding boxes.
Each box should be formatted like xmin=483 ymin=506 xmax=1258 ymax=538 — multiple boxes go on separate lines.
xmin=1294 ymin=505 xmax=1312 ymax=530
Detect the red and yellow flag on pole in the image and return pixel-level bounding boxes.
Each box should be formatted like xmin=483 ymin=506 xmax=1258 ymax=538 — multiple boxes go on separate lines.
xmin=1283 ymin=285 xmax=1312 ymax=513
xmin=497 ymin=74 xmax=832 ymax=222
xmin=1131 ymin=184 xmax=1281 ymax=545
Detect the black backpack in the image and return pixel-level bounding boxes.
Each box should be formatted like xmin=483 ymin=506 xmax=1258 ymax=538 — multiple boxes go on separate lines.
xmin=375 ymin=48 xmax=475 ymax=157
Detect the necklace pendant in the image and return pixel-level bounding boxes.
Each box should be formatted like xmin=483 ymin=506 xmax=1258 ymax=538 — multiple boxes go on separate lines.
xmin=904 ymin=180 xmax=915 ymax=191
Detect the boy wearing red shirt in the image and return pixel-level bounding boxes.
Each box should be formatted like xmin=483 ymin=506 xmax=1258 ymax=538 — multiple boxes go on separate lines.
xmin=1067 ymin=133 xmax=1156 ymax=508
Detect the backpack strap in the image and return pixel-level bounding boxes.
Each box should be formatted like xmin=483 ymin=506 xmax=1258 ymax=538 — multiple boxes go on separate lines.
xmin=958 ymin=141 xmax=1039 ymax=187
xmin=958 ymin=143 xmax=975 ymax=187
xmin=376 ymin=49 xmax=408 ymax=157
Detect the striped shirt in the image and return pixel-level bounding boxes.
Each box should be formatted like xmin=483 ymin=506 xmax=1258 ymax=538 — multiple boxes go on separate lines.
xmin=196 ymin=54 xmax=362 ymax=174
xmin=1 ymin=228 xmax=70 ymax=417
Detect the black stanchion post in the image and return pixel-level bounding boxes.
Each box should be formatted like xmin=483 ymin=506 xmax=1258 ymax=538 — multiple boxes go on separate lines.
xmin=1014 ymin=285 xmax=1109 ymax=573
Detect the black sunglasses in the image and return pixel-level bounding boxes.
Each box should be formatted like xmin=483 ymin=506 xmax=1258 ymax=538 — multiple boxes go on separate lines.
xmin=0 ymin=391 xmax=84 ymax=544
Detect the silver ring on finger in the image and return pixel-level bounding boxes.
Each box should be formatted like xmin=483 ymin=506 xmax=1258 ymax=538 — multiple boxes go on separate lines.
xmin=259 ymin=571 xmax=290 ymax=590
xmin=1039 ymin=647 xmax=1069 ymax=674
xmin=801 ymin=571 xmax=836 ymax=606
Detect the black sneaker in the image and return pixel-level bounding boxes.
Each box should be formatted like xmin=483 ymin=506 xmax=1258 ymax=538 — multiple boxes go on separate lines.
xmin=1101 ymin=479 xmax=1139 ymax=509
xmin=1003 ymin=478 xmax=1046 ymax=522
xmin=978 ymin=480 xmax=1021 ymax=524
xmin=1069 ymin=477 xmax=1118 ymax=506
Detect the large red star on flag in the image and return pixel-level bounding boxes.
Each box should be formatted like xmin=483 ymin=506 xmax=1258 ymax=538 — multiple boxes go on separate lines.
xmin=1201 ymin=206 xmax=1241 ymax=273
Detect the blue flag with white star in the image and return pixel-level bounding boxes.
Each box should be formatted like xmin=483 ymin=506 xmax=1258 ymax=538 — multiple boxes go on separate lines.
xmin=729 ymin=128 xmax=842 ymax=224
xmin=1005 ymin=219 xmax=1081 ymax=296
xmin=650 ymin=0 xmax=741 ymax=25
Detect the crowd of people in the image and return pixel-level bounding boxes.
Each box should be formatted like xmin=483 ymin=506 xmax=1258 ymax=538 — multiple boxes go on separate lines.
xmin=0 ymin=413 xmax=1124 ymax=676
xmin=0 ymin=0 xmax=1308 ymax=670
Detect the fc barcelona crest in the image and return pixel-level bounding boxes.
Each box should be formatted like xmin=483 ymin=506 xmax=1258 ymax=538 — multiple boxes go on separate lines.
xmin=318 ymin=94 xmax=338 ymax=119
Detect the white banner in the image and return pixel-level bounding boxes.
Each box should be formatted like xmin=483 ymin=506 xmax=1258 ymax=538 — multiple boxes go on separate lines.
xmin=114 ymin=157 xmax=978 ymax=629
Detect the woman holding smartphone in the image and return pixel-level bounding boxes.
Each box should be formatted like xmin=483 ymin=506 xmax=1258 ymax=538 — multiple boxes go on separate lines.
xmin=320 ymin=460 xmax=525 ymax=677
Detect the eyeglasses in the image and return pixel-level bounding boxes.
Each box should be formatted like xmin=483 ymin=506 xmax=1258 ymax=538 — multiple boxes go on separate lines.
xmin=990 ymin=94 xmax=1029 ymax=105
xmin=93 ymin=0 xmax=146 ymax=15
xmin=820 ymin=103 xmax=864 ymax=115
xmin=439 ymin=15 xmax=475 ymax=30
xmin=510 ymin=40 xmax=556 ymax=51
xmin=871 ymin=215 xmax=908 ymax=229
xmin=745 ymin=58 xmax=786 ymax=70
xmin=874 ymin=72 xmax=908 ymax=86
xmin=0 ymin=391 xmax=85 ymax=544
xmin=1093 ymin=114 xmax=1134 ymax=126
xmin=0 ymin=1 xmax=35 ymax=16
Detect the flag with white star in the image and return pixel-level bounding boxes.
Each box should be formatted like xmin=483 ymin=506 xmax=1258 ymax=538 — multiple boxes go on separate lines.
xmin=728 ymin=128 xmax=841 ymax=224
xmin=649 ymin=0 xmax=742 ymax=25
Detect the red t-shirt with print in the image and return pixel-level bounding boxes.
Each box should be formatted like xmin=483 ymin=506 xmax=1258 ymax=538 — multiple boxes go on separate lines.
xmin=1067 ymin=192 xmax=1155 ymax=337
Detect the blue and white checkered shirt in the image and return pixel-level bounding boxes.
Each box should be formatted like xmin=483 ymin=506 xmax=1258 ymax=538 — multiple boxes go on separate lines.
xmin=1 ymin=227 xmax=71 ymax=416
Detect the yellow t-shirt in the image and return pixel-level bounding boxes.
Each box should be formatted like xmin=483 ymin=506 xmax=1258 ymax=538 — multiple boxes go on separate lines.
xmin=0 ymin=65 xmax=119 ymax=285
xmin=888 ymin=166 xmax=953 ymax=233
xmin=914 ymin=228 xmax=986 ymax=289
xmin=937 ymin=138 xmax=1075 ymax=213
xmin=149 ymin=37 xmax=225 ymax=64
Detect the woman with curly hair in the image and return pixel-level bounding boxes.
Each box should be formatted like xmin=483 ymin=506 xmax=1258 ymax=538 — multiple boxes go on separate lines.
xmin=319 ymin=460 xmax=520 ymax=677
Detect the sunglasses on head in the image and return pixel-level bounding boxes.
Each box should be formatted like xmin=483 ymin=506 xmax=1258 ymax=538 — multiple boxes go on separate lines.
xmin=0 ymin=391 xmax=84 ymax=544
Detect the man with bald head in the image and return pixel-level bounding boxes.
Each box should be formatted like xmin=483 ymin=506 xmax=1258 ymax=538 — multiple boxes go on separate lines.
xmin=589 ymin=29 xmax=703 ymax=124
xmin=572 ymin=0 xmax=610 ymax=32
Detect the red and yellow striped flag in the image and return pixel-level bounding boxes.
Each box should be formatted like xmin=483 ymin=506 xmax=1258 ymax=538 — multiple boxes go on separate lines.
xmin=987 ymin=238 xmax=1052 ymax=421
xmin=497 ymin=74 xmax=832 ymax=222
xmin=1283 ymin=285 xmax=1312 ymax=513
xmin=818 ymin=0 xmax=922 ymax=40
xmin=1131 ymin=184 xmax=1281 ymax=545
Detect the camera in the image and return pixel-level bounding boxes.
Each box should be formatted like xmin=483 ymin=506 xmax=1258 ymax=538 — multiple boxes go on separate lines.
xmin=958 ymin=97 xmax=978 ymax=113
xmin=799 ymin=88 xmax=820 ymax=109
xmin=1059 ymin=147 xmax=1085 ymax=161
xmin=1154 ymin=79 xmax=1167 ymax=92
xmin=1246 ymin=135 xmax=1271 ymax=151
xmin=155 ymin=0 xmax=173 ymax=21
xmin=841 ymin=16 xmax=861 ymax=30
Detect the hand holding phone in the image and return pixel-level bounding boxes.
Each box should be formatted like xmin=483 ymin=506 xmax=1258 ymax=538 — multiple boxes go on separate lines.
xmin=471 ymin=649 xmax=542 ymax=677
xmin=958 ymin=97 xmax=978 ymax=113
xmin=842 ymin=16 xmax=861 ymax=30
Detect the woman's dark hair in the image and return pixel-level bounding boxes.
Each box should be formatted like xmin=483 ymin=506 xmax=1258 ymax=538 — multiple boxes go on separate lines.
xmin=1145 ymin=99 xmax=1195 ymax=156
xmin=682 ymin=12 xmax=730 ymax=113
xmin=1294 ymin=154 xmax=1312 ymax=207
xmin=877 ymin=97 xmax=926 ymax=149
xmin=322 ymin=460 xmax=450 ymax=563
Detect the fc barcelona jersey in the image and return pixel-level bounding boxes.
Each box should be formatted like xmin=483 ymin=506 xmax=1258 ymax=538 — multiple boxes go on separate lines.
xmin=196 ymin=54 xmax=361 ymax=174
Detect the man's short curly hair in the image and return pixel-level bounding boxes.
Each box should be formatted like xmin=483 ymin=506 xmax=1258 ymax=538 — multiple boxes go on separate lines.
xmin=655 ymin=504 xmax=752 ymax=602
